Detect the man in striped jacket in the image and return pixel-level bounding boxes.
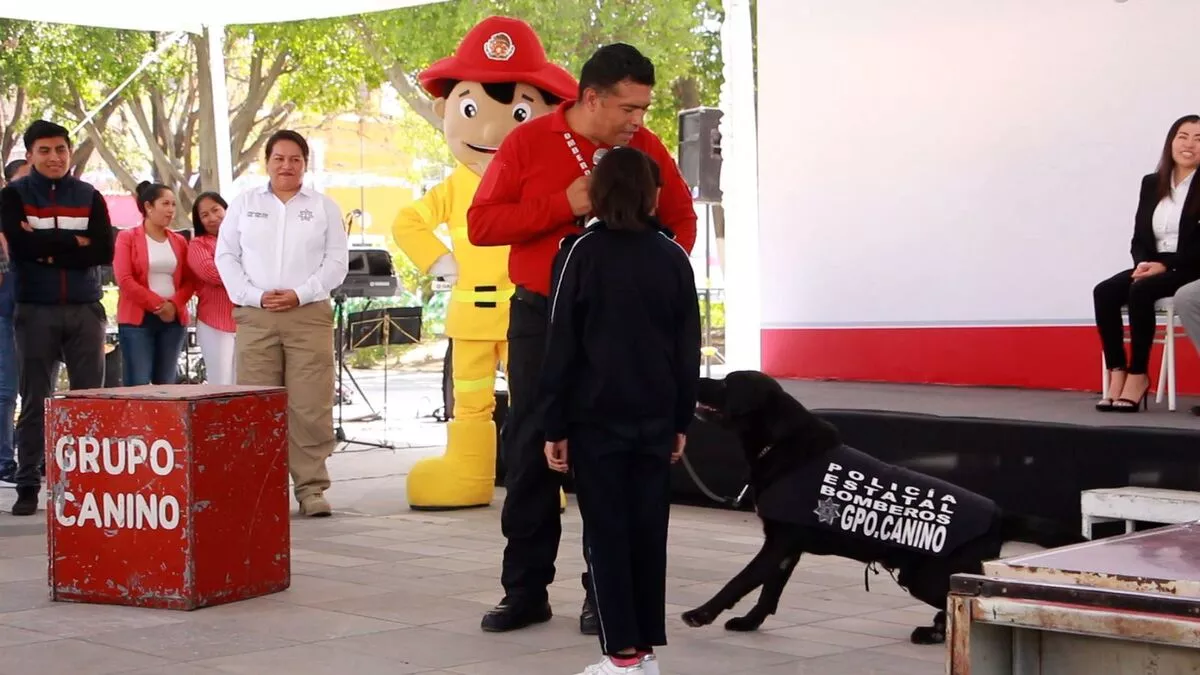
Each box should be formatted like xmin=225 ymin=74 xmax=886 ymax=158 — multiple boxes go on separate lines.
xmin=0 ymin=119 xmax=114 ymax=516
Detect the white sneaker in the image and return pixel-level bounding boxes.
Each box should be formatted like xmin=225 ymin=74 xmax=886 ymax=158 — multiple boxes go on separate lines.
xmin=640 ymin=653 xmax=660 ymax=675
xmin=575 ymin=656 xmax=644 ymax=674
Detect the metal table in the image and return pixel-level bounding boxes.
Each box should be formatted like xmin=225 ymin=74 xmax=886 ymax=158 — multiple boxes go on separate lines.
xmin=947 ymin=522 xmax=1200 ymax=674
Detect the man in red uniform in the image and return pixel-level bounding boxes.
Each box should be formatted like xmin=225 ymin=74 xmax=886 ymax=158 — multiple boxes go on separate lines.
xmin=468 ymin=42 xmax=697 ymax=636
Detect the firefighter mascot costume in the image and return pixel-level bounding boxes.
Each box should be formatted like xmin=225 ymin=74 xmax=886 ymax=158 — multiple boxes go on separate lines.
xmin=393 ymin=16 xmax=577 ymax=509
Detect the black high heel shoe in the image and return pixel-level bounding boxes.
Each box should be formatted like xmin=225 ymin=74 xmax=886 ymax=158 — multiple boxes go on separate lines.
xmin=1113 ymin=392 xmax=1149 ymax=412
xmin=1097 ymin=369 xmax=1127 ymax=412
xmin=1112 ymin=378 xmax=1151 ymax=413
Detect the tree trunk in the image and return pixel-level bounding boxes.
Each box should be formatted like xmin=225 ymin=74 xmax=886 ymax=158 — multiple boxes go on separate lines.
xmin=194 ymin=32 xmax=220 ymax=194
xmin=71 ymin=138 xmax=97 ymax=178
xmin=385 ymin=67 xmax=442 ymax=130
xmin=673 ymin=77 xmax=701 ymax=110
xmin=0 ymin=86 xmax=26 ymax=169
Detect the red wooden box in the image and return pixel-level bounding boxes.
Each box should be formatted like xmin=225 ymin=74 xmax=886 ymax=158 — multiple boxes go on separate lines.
xmin=45 ymin=384 xmax=291 ymax=610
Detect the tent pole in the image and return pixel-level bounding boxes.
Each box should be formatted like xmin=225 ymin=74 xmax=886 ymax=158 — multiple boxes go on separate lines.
xmin=719 ymin=0 xmax=762 ymax=372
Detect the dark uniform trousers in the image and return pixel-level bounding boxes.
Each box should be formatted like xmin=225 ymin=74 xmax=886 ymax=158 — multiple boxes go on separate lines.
xmin=570 ymin=424 xmax=673 ymax=655
xmin=499 ymin=287 xmax=593 ymax=605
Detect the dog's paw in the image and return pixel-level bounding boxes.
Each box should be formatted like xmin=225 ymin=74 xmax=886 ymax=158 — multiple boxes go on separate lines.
xmin=910 ymin=624 xmax=946 ymax=645
xmin=681 ymin=607 xmax=717 ymax=628
xmin=723 ymin=614 xmax=764 ymax=632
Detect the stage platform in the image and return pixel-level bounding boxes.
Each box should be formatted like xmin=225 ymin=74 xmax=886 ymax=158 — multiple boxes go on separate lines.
xmin=781 ymin=379 xmax=1200 ymax=430
xmin=673 ymin=380 xmax=1200 ymax=537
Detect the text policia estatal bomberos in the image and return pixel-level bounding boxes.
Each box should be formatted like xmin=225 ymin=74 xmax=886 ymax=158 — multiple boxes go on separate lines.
xmin=812 ymin=461 xmax=956 ymax=554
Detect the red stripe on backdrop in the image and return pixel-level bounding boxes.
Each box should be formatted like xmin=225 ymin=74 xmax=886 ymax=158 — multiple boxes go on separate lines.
xmin=760 ymin=325 xmax=1200 ymax=394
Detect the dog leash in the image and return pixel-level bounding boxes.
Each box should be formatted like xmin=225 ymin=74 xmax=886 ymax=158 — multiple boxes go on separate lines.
xmin=863 ymin=562 xmax=900 ymax=593
xmin=679 ymin=441 xmax=770 ymax=509
xmin=679 ymin=452 xmax=749 ymax=508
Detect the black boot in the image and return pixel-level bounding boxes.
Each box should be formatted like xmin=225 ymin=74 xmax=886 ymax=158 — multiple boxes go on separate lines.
xmin=480 ymin=598 xmax=552 ymax=633
xmin=11 ymin=486 xmax=38 ymax=516
xmin=579 ymin=596 xmax=598 ymax=635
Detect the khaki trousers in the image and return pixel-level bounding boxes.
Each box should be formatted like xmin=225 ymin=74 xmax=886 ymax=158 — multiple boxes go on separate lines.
xmin=233 ymin=300 xmax=335 ymax=502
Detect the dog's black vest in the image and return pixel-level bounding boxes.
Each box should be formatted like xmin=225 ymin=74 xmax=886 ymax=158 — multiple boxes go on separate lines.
xmin=756 ymin=444 xmax=998 ymax=558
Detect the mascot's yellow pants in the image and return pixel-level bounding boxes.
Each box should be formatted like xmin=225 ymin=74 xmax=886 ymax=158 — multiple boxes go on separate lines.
xmin=406 ymin=339 xmax=567 ymax=511
xmin=407 ymin=339 xmax=505 ymax=509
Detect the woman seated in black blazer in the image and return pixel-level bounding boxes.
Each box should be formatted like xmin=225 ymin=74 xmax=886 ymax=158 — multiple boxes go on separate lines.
xmin=1095 ymin=114 xmax=1200 ymax=412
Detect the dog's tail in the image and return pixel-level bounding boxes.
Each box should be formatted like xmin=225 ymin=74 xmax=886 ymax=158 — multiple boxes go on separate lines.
xmin=1000 ymin=513 xmax=1087 ymax=549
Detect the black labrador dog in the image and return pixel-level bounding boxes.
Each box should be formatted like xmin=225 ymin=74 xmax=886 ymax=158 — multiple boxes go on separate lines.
xmin=680 ymin=370 xmax=1082 ymax=644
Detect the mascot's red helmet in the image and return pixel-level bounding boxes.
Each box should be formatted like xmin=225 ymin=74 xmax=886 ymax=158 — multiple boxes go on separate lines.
xmin=419 ymin=16 xmax=578 ymax=101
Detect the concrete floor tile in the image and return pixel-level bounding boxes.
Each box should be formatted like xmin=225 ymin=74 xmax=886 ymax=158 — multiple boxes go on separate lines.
xmin=0 ymin=638 xmax=169 ymax=674
xmin=267 ymin=575 xmax=387 ymax=606
xmin=440 ymin=643 xmax=612 ymax=675
xmin=713 ymin=631 xmax=855 ymax=658
xmin=81 ymin=621 xmax=302 ymax=661
xmin=0 ymin=581 xmax=53 ymax=613
xmin=0 ymin=556 xmax=45 ymax=583
xmin=649 ymin=637 xmax=800 ymax=674
xmin=764 ymin=624 xmax=901 ymax=649
xmin=0 ymin=624 xmax=56 ymax=648
xmin=311 ymin=589 xmax=490 ymax=626
xmin=808 ymin=616 xmax=922 ymax=641
xmin=0 ymin=603 xmax=186 ymax=639
xmin=0 ymin=536 xmax=45 ymax=559
xmin=315 ymin=626 xmax=538 ymax=669
xmin=738 ymin=647 xmax=941 ymax=674
xmin=188 ymin=604 xmax=403 ymax=643
xmin=191 ymin=642 xmax=429 ymax=675
xmin=123 ymin=666 xmax=227 ymax=675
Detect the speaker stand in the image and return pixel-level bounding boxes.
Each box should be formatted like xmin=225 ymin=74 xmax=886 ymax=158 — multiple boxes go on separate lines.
xmin=699 ymin=201 xmax=726 ymax=376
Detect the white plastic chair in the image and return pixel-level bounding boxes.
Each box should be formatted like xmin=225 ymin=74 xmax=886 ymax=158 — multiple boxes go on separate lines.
xmin=1100 ymin=298 xmax=1182 ymax=411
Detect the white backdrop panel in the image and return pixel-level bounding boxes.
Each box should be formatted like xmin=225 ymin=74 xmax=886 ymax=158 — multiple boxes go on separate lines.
xmin=757 ymin=0 xmax=1200 ymax=327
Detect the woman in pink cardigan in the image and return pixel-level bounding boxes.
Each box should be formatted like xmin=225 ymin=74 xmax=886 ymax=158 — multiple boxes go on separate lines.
xmin=187 ymin=191 xmax=236 ymax=385
xmin=114 ymin=181 xmax=195 ymax=385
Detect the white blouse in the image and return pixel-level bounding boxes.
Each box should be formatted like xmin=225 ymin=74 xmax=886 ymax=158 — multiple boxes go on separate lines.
xmin=1152 ymin=169 xmax=1195 ymax=253
xmin=146 ymin=234 xmax=177 ymax=300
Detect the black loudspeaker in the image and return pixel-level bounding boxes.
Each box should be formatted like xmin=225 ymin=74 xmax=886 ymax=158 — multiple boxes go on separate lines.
xmin=678 ymin=107 xmax=724 ymax=203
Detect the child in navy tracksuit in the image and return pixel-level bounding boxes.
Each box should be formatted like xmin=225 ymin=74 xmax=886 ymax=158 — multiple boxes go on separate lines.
xmin=540 ymin=146 xmax=702 ymax=675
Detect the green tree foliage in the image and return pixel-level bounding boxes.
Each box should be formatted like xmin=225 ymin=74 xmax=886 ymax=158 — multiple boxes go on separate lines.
xmin=355 ymin=0 xmax=724 ymax=153
xmin=0 ymin=21 xmax=140 ymax=177
xmin=0 ymin=18 xmax=384 ymax=225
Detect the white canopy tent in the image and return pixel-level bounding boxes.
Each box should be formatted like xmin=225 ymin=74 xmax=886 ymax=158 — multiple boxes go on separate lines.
xmin=0 ymin=0 xmax=448 ymax=192
xmin=0 ymin=1 xmax=448 ymax=33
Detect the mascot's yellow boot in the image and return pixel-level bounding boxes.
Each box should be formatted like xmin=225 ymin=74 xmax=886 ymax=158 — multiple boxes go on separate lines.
xmin=407 ymin=419 xmax=496 ymax=510
xmin=406 ymin=420 xmax=568 ymax=512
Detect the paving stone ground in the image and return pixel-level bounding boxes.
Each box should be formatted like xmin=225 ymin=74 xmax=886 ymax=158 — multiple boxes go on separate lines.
xmin=0 ymin=429 xmax=971 ymax=674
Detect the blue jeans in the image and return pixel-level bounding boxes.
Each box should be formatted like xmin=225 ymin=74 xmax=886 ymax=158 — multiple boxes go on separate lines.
xmin=0 ymin=316 xmax=15 ymax=469
xmin=118 ymin=314 xmax=186 ymax=386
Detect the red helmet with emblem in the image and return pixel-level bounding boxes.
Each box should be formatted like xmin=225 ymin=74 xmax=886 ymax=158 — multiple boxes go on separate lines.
xmin=419 ymin=16 xmax=578 ymax=101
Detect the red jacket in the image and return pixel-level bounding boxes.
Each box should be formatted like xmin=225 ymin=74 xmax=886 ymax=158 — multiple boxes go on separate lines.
xmin=468 ymin=101 xmax=698 ymax=296
xmin=113 ymin=226 xmax=194 ymax=326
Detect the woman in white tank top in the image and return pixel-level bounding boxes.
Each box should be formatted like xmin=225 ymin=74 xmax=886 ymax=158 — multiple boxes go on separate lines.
xmin=112 ymin=182 xmax=195 ymax=385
